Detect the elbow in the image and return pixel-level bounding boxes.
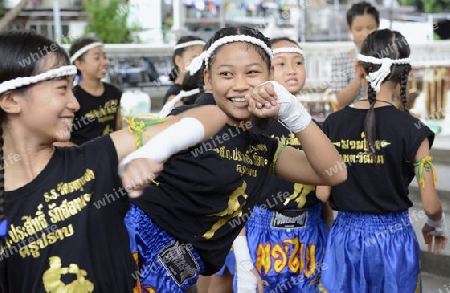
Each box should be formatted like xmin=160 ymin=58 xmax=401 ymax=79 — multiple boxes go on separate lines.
xmin=316 ymin=187 xmax=331 ymax=203
xmin=324 ymin=169 xmax=347 ymax=186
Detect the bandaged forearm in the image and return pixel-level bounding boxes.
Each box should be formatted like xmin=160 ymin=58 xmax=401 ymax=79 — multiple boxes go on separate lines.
xmin=271 ymin=81 xmax=311 ymax=133
xmin=233 ymin=235 xmax=257 ymax=292
xmin=426 ymin=213 xmax=447 ymax=237
xmin=119 ymin=117 xmax=204 ymax=174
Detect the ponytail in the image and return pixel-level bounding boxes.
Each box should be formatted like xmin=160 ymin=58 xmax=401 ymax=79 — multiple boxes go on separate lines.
xmin=0 ymin=125 xmax=6 ymax=241
xmin=400 ymin=66 xmax=410 ymax=112
xmin=364 ymin=67 xmax=377 ymax=160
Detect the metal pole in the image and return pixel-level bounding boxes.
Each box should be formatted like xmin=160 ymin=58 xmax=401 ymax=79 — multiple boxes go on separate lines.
xmin=53 ymin=0 xmax=62 ymax=44
xmin=298 ymin=0 xmax=306 ymax=43
xmin=334 ymin=0 xmax=340 ymax=41
xmin=220 ymin=0 xmax=226 ymax=28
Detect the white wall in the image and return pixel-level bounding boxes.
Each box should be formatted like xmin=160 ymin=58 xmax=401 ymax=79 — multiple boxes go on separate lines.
xmin=128 ymin=0 xmax=163 ymax=44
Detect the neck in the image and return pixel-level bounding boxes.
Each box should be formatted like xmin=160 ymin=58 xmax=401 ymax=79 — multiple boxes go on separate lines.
xmin=175 ymin=73 xmax=185 ymax=85
xmin=355 ymin=83 xmax=395 ymax=109
xmin=227 ymin=118 xmax=252 ymax=130
xmin=2 ymin=125 xmax=54 ymax=191
xmin=79 ymin=77 xmax=103 ymax=95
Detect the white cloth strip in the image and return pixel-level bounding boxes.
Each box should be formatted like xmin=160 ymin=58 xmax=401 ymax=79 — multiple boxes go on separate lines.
xmin=0 ymin=65 xmax=77 ymax=95
xmin=173 ymin=40 xmax=206 ymax=51
xmin=70 ymin=42 xmax=103 ymax=63
xmin=272 ymin=47 xmax=304 ymax=57
xmin=187 ymin=35 xmax=273 ymax=75
xmin=118 ymin=117 xmax=205 ymax=175
xmin=357 ymin=54 xmax=411 ymax=92
xmin=158 ymin=88 xmax=201 ymax=117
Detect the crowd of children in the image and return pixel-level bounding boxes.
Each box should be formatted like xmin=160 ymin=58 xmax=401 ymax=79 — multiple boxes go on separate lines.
xmin=0 ymin=1 xmax=447 ymax=293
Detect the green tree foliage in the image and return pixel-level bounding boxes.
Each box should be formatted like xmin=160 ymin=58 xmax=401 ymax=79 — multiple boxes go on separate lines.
xmin=398 ymin=0 xmax=450 ymax=13
xmin=0 ymin=0 xmax=5 ymax=17
xmin=82 ymin=0 xmax=138 ymax=43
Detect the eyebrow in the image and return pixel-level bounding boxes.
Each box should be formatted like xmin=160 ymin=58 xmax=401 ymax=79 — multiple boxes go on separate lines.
xmin=217 ymin=62 xmax=264 ymax=68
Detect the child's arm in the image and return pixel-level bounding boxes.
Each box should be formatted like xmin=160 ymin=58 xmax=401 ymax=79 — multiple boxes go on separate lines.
xmin=112 ymin=105 xmax=228 ymax=196
xmin=415 ymin=138 xmax=448 ymax=254
xmin=248 ymin=81 xmax=347 ymax=187
xmin=321 ymin=201 xmax=334 ymax=229
xmin=316 ymin=186 xmax=331 ymax=202
xmin=233 ymin=227 xmax=263 ymax=293
xmin=115 ymin=109 xmax=123 ymax=130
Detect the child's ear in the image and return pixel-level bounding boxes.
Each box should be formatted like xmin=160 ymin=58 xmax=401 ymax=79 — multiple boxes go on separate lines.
xmin=174 ymin=55 xmax=183 ymax=68
xmin=74 ymin=60 xmax=84 ymax=72
xmin=203 ymin=68 xmax=211 ymax=90
xmin=0 ymin=92 xmax=21 ymax=114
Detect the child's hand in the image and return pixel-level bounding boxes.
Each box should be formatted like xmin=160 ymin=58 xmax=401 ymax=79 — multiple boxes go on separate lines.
xmin=246 ymin=81 xmax=280 ymax=118
xmin=121 ymin=158 xmax=163 ymax=198
xmin=422 ymin=221 xmax=448 ymax=254
xmin=250 ymin=268 xmax=264 ymax=293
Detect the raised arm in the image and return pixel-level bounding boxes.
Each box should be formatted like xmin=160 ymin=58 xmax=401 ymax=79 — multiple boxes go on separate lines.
xmin=112 ymin=105 xmax=227 ymax=196
xmin=110 ymin=105 xmax=227 ymax=162
xmin=274 ymin=123 xmax=346 ymax=186
xmin=248 ymin=81 xmax=347 ymax=187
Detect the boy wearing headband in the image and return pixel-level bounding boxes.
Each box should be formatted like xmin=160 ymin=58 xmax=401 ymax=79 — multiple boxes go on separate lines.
xmin=317 ymin=29 xmax=447 ymax=292
xmin=68 ymin=37 xmax=123 ymax=145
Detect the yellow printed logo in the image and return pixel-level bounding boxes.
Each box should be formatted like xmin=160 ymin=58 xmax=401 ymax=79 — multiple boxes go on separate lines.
xmin=42 ymin=256 xmax=94 ymax=292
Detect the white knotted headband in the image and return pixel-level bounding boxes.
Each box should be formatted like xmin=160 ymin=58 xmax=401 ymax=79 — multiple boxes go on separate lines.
xmin=70 ymin=42 xmax=103 ymax=63
xmin=173 ymin=40 xmax=206 ymax=51
xmin=272 ymin=47 xmax=304 ymax=57
xmin=158 ymin=88 xmax=201 ymax=118
xmin=187 ymin=35 xmax=273 ymax=75
xmin=357 ymin=54 xmax=411 ymax=93
xmin=0 ymin=65 xmax=77 ymax=95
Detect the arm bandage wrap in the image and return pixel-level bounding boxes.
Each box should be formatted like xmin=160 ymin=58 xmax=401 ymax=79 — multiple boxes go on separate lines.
xmin=233 ymin=235 xmax=258 ymax=292
xmin=118 ymin=117 xmax=205 ymax=174
xmin=269 ymin=81 xmax=311 ymax=133
xmin=426 ymin=213 xmax=447 ymax=237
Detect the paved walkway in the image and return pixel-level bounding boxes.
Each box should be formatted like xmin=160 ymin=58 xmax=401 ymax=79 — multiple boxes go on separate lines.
xmin=423 ymin=272 xmax=450 ymax=292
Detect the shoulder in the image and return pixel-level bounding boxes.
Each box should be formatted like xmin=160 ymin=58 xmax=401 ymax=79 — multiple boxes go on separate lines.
xmin=72 ymin=84 xmax=85 ymax=97
xmin=103 ymin=82 xmax=122 ymax=96
xmin=169 ymin=104 xmax=200 ymax=116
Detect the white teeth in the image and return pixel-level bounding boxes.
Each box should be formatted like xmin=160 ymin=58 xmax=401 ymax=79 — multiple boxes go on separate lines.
xmin=231 ymin=97 xmax=246 ymax=102
xmin=60 ymin=118 xmax=72 ymax=123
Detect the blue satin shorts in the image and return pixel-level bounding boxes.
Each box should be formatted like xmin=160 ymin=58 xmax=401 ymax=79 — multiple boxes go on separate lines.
xmin=216 ymin=249 xmax=236 ymax=276
xmin=125 ymin=204 xmax=204 ymax=293
xmin=320 ymin=210 xmax=421 ymax=293
xmin=237 ymin=203 xmax=328 ymax=293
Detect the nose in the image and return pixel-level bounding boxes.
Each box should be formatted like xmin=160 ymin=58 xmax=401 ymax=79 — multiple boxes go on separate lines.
xmin=232 ymin=74 xmax=249 ymax=92
xmin=286 ymin=62 xmax=296 ymax=75
xmin=68 ymin=91 xmax=80 ymax=112
xmin=102 ymin=56 xmax=110 ymax=67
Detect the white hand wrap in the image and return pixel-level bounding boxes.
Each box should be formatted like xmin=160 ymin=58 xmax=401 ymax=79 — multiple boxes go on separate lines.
xmin=269 ymin=80 xmax=311 ymax=133
xmin=426 ymin=213 xmax=447 ymax=237
xmin=233 ymin=236 xmax=257 ymax=292
xmin=118 ymin=117 xmax=205 ymax=175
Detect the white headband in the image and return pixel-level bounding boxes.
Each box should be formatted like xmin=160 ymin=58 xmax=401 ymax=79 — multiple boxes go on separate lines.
xmin=357 ymin=54 xmax=411 ymax=93
xmin=158 ymin=88 xmax=201 ymax=118
xmin=272 ymin=47 xmax=304 ymax=57
xmin=173 ymin=40 xmax=206 ymax=51
xmin=70 ymin=42 xmax=103 ymax=63
xmin=187 ymin=35 xmax=273 ymax=75
xmin=0 ymin=65 xmax=77 ymax=95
